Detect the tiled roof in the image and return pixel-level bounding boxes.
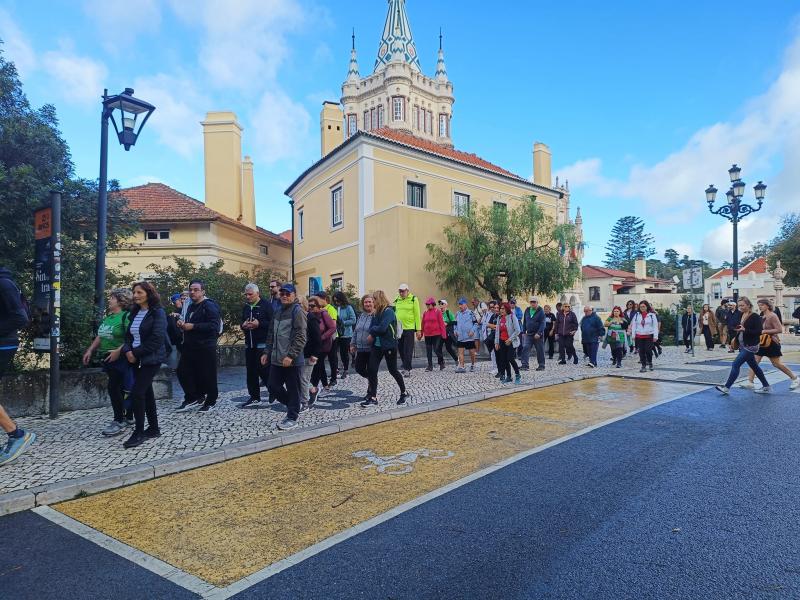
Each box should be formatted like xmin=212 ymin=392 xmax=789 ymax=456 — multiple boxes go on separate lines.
xmin=582 ymin=265 xmax=670 ymax=284
xmin=116 ymin=183 xmax=289 ymax=245
xmin=278 ymin=229 xmax=293 ymax=243
xmin=709 ymin=257 xmax=768 ymax=279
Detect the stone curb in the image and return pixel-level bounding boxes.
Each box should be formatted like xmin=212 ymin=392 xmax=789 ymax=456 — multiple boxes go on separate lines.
xmin=3 ymin=373 xmax=603 ymax=516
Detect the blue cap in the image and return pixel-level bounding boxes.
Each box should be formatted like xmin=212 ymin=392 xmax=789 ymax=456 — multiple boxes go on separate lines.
xmin=280 ymin=283 xmax=296 ymax=294
xmin=170 ymin=293 xmax=182 ymax=303
xmin=458 ymin=297 xmax=468 ymax=305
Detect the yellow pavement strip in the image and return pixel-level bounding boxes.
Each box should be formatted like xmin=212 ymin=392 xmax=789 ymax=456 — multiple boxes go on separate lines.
xmin=56 ymin=378 xmax=696 ymax=587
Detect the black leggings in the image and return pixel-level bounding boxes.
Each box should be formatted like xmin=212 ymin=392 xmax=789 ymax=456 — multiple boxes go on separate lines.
xmin=611 ymin=345 xmax=624 ymax=365
xmin=310 ymin=359 xmax=329 ymax=388
xmin=425 ymin=337 xmax=444 ymax=367
xmin=496 ymin=343 xmax=520 ymax=379
xmin=545 ymin=334 xmax=555 ymax=358
xmin=354 ymin=351 xmax=370 ymax=379
xmin=367 ymin=347 xmax=405 ymax=398
xmin=130 ymin=364 xmax=159 ymax=433
xmin=338 ymin=337 xmax=352 ymax=372
xmin=326 ymin=344 xmax=339 ymax=383
xmin=443 ymin=335 xmax=458 ymax=363
xmin=701 ymin=325 xmax=714 ymax=350
xmin=637 ymin=337 xmax=654 ymax=367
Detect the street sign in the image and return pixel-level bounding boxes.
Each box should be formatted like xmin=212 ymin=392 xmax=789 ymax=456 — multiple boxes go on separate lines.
xmin=33 ymin=207 xmax=53 ymax=351
xmin=682 ymin=267 xmax=703 ymax=290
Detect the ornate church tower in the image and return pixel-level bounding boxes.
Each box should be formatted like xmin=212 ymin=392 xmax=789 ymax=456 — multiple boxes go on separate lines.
xmin=340 ymin=0 xmax=455 ymax=147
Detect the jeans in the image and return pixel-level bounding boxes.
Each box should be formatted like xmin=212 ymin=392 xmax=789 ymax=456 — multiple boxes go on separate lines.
xmin=425 ymin=336 xmax=444 ymax=368
xmin=521 ymin=333 xmax=545 ymax=368
xmin=268 ymin=365 xmax=302 ymax=421
xmin=103 ymin=362 xmax=134 ymax=422
xmin=178 ymin=346 xmax=219 ymax=405
xmin=245 ymin=347 xmax=269 ymax=401
xmin=367 ymin=347 xmax=405 ymax=398
xmin=725 ymin=349 xmax=769 ymax=389
xmin=399 ymin=330 xmax=416 ymax=371
xmin=338 ymin=337 xmax=352 ymax=372
xmin=130 ymin=364 xmax=159 ymax=433
xmin=637 ymin=337 xmax=654 ymax=367
xmin=586 ymin=341 xmax=599 ymax=365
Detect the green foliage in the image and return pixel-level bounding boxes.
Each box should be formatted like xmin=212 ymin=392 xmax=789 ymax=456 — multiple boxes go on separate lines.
xmin=603 ymin=216 xmax=655 ymax=271
xmin=324 ymin=282 xmax=361 ymax=312
xmin=655 ymin=308 xmax=677 ymax=346
xmin=144 ymin=257 xmax=283 ymax=344
xmin=425 ymin=196 xmax=579 ymax=301
xmin=769 ymin=213 xmax=800 ymax=286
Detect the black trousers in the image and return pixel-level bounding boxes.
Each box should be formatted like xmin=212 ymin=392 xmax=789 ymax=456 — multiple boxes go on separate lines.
xmin=354 ymin=351 xmax=370 ymax=379
xmin=611 ymin=345 xmax=624 ymax=365
xmin=559 ymin=335 xmax=576 ymax=361
xmin=425 ymin=336 xmax=444 ymax=367
xmin=310 ymin=359 xmax=328 ymax=388
xmin=104 ymin=364 xmax=133 ymax=422
xmin=701 ymin=325 xmax=714 ymax=350
xmin=177 ymin=346 xmax=219 ymax=405
xmin=338 ymin=337 xmax=352 ymax=372
xmin=399 ymin=329 xmax=416 ymax=371
xmin=367 ymin=347 xmax=406 ymax=398
xmin=443 ymin=334 xmax=458 ymax=363
xmin=545 ymin=334 xmax=555 ymax=358
xmin=683 ymin=331 xmax=693 ymax=349
xmin=268 ymin=365 xmax=302 ymax=421
xmin=131 ymin=364 xmax=159 ymax=433
xmin=326 ymin=344 xmax=339 ymax=383
xmin=245 ymin=347 xmax=269 ymax=400
xmin=637 ymin=337 xmax=654 ymax=367
xmin=496 ymin=343 xmax=519 ymax=379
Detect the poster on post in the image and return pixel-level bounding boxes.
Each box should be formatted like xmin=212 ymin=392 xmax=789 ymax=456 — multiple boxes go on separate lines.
xmin=33 ymin=207 xmax=53 ymax=351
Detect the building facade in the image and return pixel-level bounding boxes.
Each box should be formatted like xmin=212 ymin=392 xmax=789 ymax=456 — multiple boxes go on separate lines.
xmin=582 ymin=259 xmax=679 ymax=312
xmin=289 ymin=0 xmax=583 ymax=303
xmin=704 ymin=257 xmax=800 ymax=313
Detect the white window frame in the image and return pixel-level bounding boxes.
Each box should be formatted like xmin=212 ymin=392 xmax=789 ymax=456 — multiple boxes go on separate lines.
xmin=377 ymin=105 xmax=385 ymax=128
xmin=145 ymin=229 xmax=170 ymax=241
xmin=346 ymin=114 xmax=357 ymax=137
xmin=259 ymin=244 xmax=269 ymax=256
xmin=331 ymin=274 xmax=343 ymax=291
xmin=413 ymin=105 xmax=419 ymax=130
xmin=371 ymin=107 xmax=377 ymax=130
xmin=453 ymin=192 xmax=470 ymax=217
xmin=363 ymin=110 xmax=370 ymax=131
xmin=331 ymin=186 xmax=344 ymax=229
xmin=407 ymin=182 xmax=426 ymax=209
xmin=392 ymin=96 xmax=405 ymax=122
xmin=298 ymin=209 xmax=304 ymax=241
xmin=439 ymin=114 xmax=448 ymax=137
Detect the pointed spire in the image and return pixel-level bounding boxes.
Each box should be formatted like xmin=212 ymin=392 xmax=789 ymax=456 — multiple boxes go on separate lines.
xmin=346 ymin=28 xmax=360 ymax=83
xmin=374 ymin=0 xmax=421 ymax=73
xmin=435 ymin=27 xmax=448 ymax=82
xmin=575 ymin=206 xmax=582 ymax=224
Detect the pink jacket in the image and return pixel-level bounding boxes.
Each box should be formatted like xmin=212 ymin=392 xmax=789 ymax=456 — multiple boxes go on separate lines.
xmin=421 ymin=308 xmax=447 ymax=338
xmin=318 ymin=310 xmax=336 ymax=353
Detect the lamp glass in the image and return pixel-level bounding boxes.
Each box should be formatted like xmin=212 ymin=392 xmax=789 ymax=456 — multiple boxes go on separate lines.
xmin=705 ymin=184 xmax=717 ymax=203
xmin=728 ymin=164 xmax=741 ymax=182
xmin=733 ymin=181 xmax=745 ymax=197
xmin=754 ymin=181 xmax=767 ymax=200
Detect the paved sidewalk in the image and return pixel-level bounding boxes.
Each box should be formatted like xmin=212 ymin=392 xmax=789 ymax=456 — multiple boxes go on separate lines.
xmin=0 ymin=346 xmax=743 ymax=504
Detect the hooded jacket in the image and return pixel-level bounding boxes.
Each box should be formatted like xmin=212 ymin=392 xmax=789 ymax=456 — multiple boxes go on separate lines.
xmin=369 ymin=307 xmax=399 ymax=350
xmin=455 ymin=308 xmax=478 ymax=341
xmin=0 ymin=268 xmax=28 ymax=349
xmin=580 ymin=311 xmax=606 ymax=341
xmin=184 ymin=298 xmax=222 ymax=350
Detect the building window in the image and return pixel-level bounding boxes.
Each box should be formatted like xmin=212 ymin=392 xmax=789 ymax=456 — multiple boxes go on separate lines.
xmin=331 ymin=274 xmax=343 ymax=291
xmin=371 ymin=107 xmax=377 ymax=130
xmin=413 ymin=105 xmax=420 ymax=130
xmin=346 ymin=114 xmax=357 ymax=137
xmin=589 ymin=286 xmax=600 ymax=301
xmin=298 ymin=209 xmax=304 ymax=241
xmin=427 ymin=111 xmax=434 ymax=134
xmin=493 ymin=201 xmax=507 ymax=211
xmin=363 ymin=110 xmax=370 ymax=131
xmin=145 ymin=230 xmax=170 ymax=240
xmin=331 ymin=186 xmax=343 ymax=228
xmin=407 ymin=182 xmax=425 ymax=209
xmin=377 ymin=105 xmax=385 ymax=128
xmin=712 ymin=282 xmax=721 ymax=300
xmin=392 ymin=96 xmax=405 ymax=122
xmin=439 ymin=114 xmax=449 ymax=137
xmin=259 ymin=244 xmax=269 ymax=256
xmin=453 ymin=192 xmax=470 ymax=217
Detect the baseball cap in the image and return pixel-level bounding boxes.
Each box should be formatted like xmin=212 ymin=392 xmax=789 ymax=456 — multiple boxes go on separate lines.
xmin=529 ymin=296 xmax=538 ymax=302
xmin=398 ymin=283 xmax=410 ymax=291
xmin=439 ymin=299 xmax=448 ymax=306
xmin=170 ymin=293 xmax=182 ymax=303
xmin=279 ymin=283 xmax=296 ymax=294
xmin=458 ymin=297 xmax=468 ymax=305
xmin=425 ymin=296 xmax=436 ymax=305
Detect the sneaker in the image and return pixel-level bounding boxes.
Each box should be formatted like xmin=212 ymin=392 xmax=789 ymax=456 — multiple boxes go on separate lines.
xmin=277 ymin=418 xmax=298 ymax=430
xmin=715 ymin=385 xmax=730 ymax=395
xmin=790 ymin=378 xmax=800 ymax=390
xmin=490 ymin=369 xmax=498 ymax=376
xmin=105 ymin=420 xmax=129 ymax=436
xmin=455 ymin=367 xmax=466 ymax=373
xmin=176 ymin=399 xmax=201 ymax=413
xmin=639 ymin=367 xmax=647 ymax=373
xmin=439 ymin=364 xmax=446 ymax=371
xmin=754 ymin=387 xmax=772 ymax=394
xmin=521 ymin=365 xmax=530 ymax=371
xmin=514 ymin=375 xmax=522 ymax=385
xmin=125 ymin=416 xmax=135 ymax=427
xmin=648 ymin=365 xmax=654 ymax=372
xmin=397 ymin=392 xmax=410 ymax=406
xmin=494 ymin=372 xmax=502 ymax=378
xmin=469 ymin=365 xmax=475 ymax=372
xmin=240 ymin=398 xmax=262 ymax=408
xmin=268 ymin=394 xmax=277 ymax=404
xmin=198 ymin=403 xmax=216 ymax=414
xmin=318 ymin=387 xmax=331 ymax=398
xmin=143 ymin=427 xmax=161 ymax=439
xmin=573 ymin=357 xmax=579 ymax=365
xmin=341 ymin=370 xmax=348 ymax=379
xmin=587 ymin=363 xmax=596 ymax=369
xmin=122 ymin=431 xmax=145 ymax=449
xmin=737 ymin=381 xmax=755 ymax=389
xmin=329 ymin=380 xmax=338 ymax=387
xmin=536 ymin=366 xmax=545 ymax=372
xmin=616 ymin=363 xmax=622 ymax=369
xmin=557 ymin=360 xmax=567 ymax=365
xmin=0 ymin=431 xmax=36 ymax=466
xmin=425 ymin=366 xmax=433 ymax=372
xmin=300 ymin=403 xmax=310 ymax=413
xmin=360 ymin=397 xmax=378 ymax=408
xmin=308 ymin=389 xmax=319 ymax=407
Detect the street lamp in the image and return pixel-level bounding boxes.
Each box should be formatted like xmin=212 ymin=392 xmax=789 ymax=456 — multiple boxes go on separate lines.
xmin=705 ymin=163 xmax=767 ymax=302
xmin=95 ymin=88 xmax=155 ymax=328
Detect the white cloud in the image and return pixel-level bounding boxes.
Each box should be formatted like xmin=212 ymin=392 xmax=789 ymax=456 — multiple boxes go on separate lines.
xmin=700 ymin=216 xmax=772 ymax=266
xmin=82 ymin=0 xmax=161 ymax=50
xmin=0 ymin=8 xmax=36 ymax=78
xmin=249 ymin=89 xmax=312 ymax=163
xmin=132 ymin=73 xmax=210 ymax=157
xmin=42 ymin=43 xmax=108 ymax=105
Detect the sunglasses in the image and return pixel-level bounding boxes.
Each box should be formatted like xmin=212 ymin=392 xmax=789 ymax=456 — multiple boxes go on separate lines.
xmin=278 ymin=290 xmax=292 ymax=296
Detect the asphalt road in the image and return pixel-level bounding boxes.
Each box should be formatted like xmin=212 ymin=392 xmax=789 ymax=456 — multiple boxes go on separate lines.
xmin=3 ymin=377 xmax=799 ymax=599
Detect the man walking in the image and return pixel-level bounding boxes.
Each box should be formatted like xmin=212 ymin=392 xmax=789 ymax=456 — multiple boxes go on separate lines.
xmin=315 ymin=292 xmax=339 ymax=386
xmin=175 ymin=280 xmax=222 ymax=413
xmin=725 ymin=301 xmax=741 ymax=353
xmin=454 ymin=297 xmax=478 ymax=372
xmin=0 ymin=268 xmax=35 ymax=466
xmin=394 ymin=284 xmax=422 ymax=376
xmin=521 ymin=296 xmax=546 ymax=371
xmin=580 ymin=306 xmax=605 ymax=368
xmin=556 ymin=302 xmax=579 ymax=365
xmin=268 ymin=280 xmax=282 ymax=314
xmin=714 ymin=300 xmax=729 ymax=348
xmin=262 ymin=283 xmax=306 ymax=430
xmin=240 ymin=283 xmax=273 ymax=408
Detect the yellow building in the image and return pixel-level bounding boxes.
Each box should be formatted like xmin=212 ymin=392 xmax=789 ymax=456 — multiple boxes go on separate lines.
xmin=111 ymin=111 xmax=291 ymax=278
xmin=287 ymin=0 xmax=583 ymax=302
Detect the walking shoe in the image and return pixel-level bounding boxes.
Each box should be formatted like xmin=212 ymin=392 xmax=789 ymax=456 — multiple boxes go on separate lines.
xmin=494 ymin=372 xmax=502 ymax=378
xmin=737 ymin=381 xmax=755 ymax=389
xmin=329 ymin=380 xmax=337 ymax=388
xmin=514 ymin=375 xmax=522 ymax=385
xmin=536 ymin=366 xmax=546 ymax=372
xmin=425 ymin=366 xmax=433 ymax=372
xmin=360 ymin=397 xmax=378 ymax=408
xmin=490 ymin=369 xmax=498 ymax=376
xmin=125 ymin=416 xmax=134 ymax=427
xmin=176 ymin=399 xmax=201 ymax=413
xmin=648 ymin=365 xmax=654 ymax=371
xmin=639 ymin=367 xmax=647 ymax=373
xmin=268 ymin=394 xmax=277 ymax=404
xmin=715 ymin=385 xmax=730 ymax=395
xmin=341 ymin=370 xmax=348 ymax=379
xmin=122 ymin=431 xmax=146 ymax=449
xmin=616 ymin=363 xmax=622 ymax=369
xmin=277 ymin=418 xmax=298 ymax=430
xmin=308 ymin=389 xmax=319 ymax=406
xmin=754 ymin=387 xmax=772 ymax=394
xmin=0 ymin=431 xmax=36 ymax=466
xmin=587 ymin=363 xmax=596 ymax=369
xmin=469 ymin=365 xmax=475 ymax=372
xmin=318 ymin=387 xmax=331 ymax=398
xmin=101 ymin=420 xmax=127 ymax=437
xmin=300 ymin=403 xmax=310 ymax=413
xmin=521 ymin=365 xmax=530 ymax=371
xmin=557 ymin=360 xmax=566 ymax=365
xmin=198 ymin=403 xmax=216 ymax=414
xmin=143 ymin=427 xmax=161 ymax=439
xmin=439 ymin=363 xmax=446 ymax=371
xmin=397 ymin=392 xmax=411 ymax=406
xmin=572 ymin=357 xmax=579 ymax=365
xmin=240 ymin=398 xmax=262 ymax=408
xmin=455 ymin=367 xmax=466 ymax=373
xmin=791 ymin=378 xmax=800 ymax=390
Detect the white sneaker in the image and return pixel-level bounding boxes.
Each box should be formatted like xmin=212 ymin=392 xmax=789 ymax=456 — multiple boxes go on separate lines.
xmin=790 ymin=378 xmax=800 ymax=390
xmin=490 ymin=369 xmax=498 ymax=376
xmin=754 ymin=387 xmax=772 ymax=394
xmin=715 ymin=385 xmax=729 ymax=395
xmin=737 ymin=381 xmax=755 ymax=389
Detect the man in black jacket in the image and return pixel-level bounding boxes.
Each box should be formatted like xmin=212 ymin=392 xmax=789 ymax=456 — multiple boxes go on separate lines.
xmin=0 ymin=268 xmax=36 ymax=466
xmin=240 ymin=283 xmax=273 ymax=408
xmin=175 ymin=279 xmax=222 ymax=413
xmin=725 ymin=302 xmax=742 ymax=353
xmin=521 ymin=296 xmax=546 ymax=371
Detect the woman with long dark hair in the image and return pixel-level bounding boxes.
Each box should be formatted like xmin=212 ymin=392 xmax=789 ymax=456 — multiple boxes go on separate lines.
xmin=333 ymin=291 xmax=356 ymax=379
xmin=698 ymin=304 xmax=717 ymax=351
xmin=495 ymin=302 xmax=522 ymax=384
xmin=623 ymin=300 xmax=637 ymax=356
xmin=629 ymin=300 xmax=658 ymax=372
xmin=605 ymin=306 xmax=628 ymax=368
xmin=122 ymin=281 xmax=167 ymax=449
xmin=716 ymin=297 xmax=771 ymax=394
xmin=363 ymin=290 xmax=408 ymax=407
xmin=739 ymin=298 xmax=799 ymax=391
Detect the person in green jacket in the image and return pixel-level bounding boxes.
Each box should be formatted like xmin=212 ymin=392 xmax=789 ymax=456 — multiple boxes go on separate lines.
xmin=394 ymin=283 xmax=422 ymax=375
xmin=604 ymin=306 xmax=629 ymax=368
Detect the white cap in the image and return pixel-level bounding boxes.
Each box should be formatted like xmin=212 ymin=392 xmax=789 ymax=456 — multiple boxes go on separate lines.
xmin=529 ymin=296 xmax=538 ymax=302
xmin=398 ymin=283 xmax=410 ymax=291
xmin=439 ymin=299 xmax=448 ymax=305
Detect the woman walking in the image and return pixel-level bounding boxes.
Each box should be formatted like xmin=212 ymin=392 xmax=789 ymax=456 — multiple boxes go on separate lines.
xmin=556 ymin=303 xmax=579 ymax=365
xmin=624 ymin=300 xmax=638 ymax=356
xmin=604 ymin=307 xmax=628 ymax=368
xmin=299 ymin=296 xmax=322 ymax=410
xmin=629 ymin=300 xmax=658 ymax=373
xmin=484 ymin=302 xmax=499 ymax=376
xmin=363 ymin=290 xmax=409 ymax=407
xmin=83 ymin=288 xmax=134 ymax=436
xmin=716 ymin=297 xmax=771 ymax=394
xmin=495 ymin=303 xmax=522 ymax=384
xmin=422 ymin=297 xmax=447 ymax=371
xmin=122 ymin=281 xmax=167 ymax=449
xmin=309 ymin=297 xmax=336 ymax=400
xmin=739 ymin=298 xmax=799 ymax=390
xmin=698 ymin=304 xmax=717 ymax=351
xmin=543 ymin=305 xmax=556 ymax=360
xmin=333 ymin=291 xmax=356 ymax=379
xmin=350 ymin=295 xmax=374 ymax=388
xmin=438 ymin=300 xmax=459 ymax=364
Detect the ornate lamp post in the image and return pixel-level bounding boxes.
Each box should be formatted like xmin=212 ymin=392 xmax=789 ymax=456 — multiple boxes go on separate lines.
xmin=95 ymin=88 xmax=155 ymax=328
xmin=705 ymin=164 xmax=767 ymax=302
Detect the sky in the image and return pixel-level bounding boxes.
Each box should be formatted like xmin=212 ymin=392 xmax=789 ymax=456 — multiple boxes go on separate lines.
xmin=1 ymin=0 xmax=799 ymax=268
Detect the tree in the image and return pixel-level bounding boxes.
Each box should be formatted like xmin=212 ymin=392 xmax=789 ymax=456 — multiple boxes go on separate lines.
xmin=603 ymin=216 xmax=655 ymax=272
xmin=740 ymin=242 xmax=770 ymax=265
xmin=663 ymin=249 xmax=680 ymax=269
xmin=769 ymin=213 xmax=800 ymax=286
xmin=425 ymin=196 xmax=579 ymax=301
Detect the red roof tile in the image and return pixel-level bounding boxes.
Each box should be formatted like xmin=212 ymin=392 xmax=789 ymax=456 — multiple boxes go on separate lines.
xmin=709 ymin=257 xmax=768 ymax=279
xmin=582 ymin=265 xmax=670 ymax=284
xmin=278 ymin=229 xmax=293 ymax=243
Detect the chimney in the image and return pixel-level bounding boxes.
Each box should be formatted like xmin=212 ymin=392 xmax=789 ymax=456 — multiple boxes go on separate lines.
xmin=202 ymin=111 xmax=243 ymax=222
xmin=533 ymin=142 xmax=552 ymax=187
xmin=241 ymin=155 xmax=256 ymax=229
xmin=321 ymin=101 xmax=344 ymax=157
xmin=635 ymin=256 xmax=647 ymax=280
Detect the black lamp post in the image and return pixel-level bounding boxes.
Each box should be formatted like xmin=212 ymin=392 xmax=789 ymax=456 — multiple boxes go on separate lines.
xmin=705 ymin=163 xmax=767 ymax=302
xmin=95 ymin=88 xmax=155 ymax=328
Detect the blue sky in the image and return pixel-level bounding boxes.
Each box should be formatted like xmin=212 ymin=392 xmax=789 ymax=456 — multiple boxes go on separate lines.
xmin=2 ymin=0 xmax=799 ymax=267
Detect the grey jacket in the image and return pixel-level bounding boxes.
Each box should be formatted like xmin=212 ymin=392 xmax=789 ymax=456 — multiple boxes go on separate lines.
xmin=265 ymin=300 xmax=307 ymax=366
xmin=352 ymin=312 xmax=373 ymax=351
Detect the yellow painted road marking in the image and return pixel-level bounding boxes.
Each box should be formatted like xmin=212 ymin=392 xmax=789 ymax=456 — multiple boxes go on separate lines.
xmin=56 ymin=378 xmax=696 ymax=587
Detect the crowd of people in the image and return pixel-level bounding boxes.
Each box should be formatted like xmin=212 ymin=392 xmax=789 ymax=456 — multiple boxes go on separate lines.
xmin=1 ymin=267 xmax=799 ymax=462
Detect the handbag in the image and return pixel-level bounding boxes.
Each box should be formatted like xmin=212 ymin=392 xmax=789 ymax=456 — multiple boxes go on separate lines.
xmin=759 ymin=333 xmax=772 ymax=349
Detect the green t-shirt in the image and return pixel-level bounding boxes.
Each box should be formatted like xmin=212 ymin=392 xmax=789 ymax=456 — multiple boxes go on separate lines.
xmin=98 ymin=311 xmax=128 ymax=354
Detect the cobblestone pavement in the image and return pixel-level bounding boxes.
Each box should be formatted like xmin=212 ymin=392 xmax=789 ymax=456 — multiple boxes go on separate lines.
xmin=0 ymin=346 xmax=740 ymax=495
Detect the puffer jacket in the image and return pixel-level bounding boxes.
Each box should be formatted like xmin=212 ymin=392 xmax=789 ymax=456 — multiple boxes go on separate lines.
xmin=352 ymin=312 xmax=373 ymax=351
xmin=556 ymin=311 xmax=579 ymax=337
xmin=580 ymin=312 xmax=606 ymax=341
xmin=124 ymin=305 xmax=167 ymax=366
xmin=454 ymin=308 xmax=478 ymax=341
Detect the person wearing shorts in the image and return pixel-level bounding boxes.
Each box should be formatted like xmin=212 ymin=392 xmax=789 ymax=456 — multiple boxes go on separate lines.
xmin=454 ymin=298 xmax=478 ymax=372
